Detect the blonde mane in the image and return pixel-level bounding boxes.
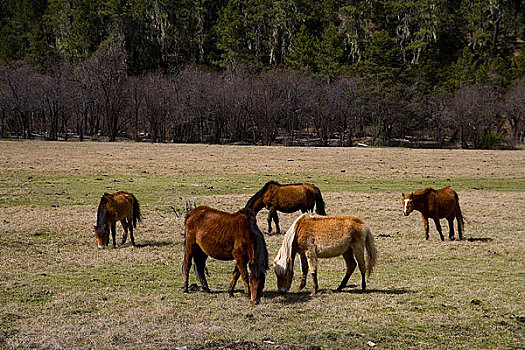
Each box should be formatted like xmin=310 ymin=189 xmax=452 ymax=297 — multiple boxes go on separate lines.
xmin=274 ymin=213 xmax=310 ymax=276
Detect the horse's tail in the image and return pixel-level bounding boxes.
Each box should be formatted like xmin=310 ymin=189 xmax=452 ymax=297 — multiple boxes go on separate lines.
xmin=131 ymin=193 xmax=142 ymax=228
xmin=313 ymin=185 xmax=326 ymax=215
xmin=455 ymin=192 xmax=465 ymax=236
xmin=193 ymin=251 xmax=209 ymax=291
xmin=364 ymin=226 xmax=378 ymax=277
xmin=182 ymin=209 xmax=209 ymax=288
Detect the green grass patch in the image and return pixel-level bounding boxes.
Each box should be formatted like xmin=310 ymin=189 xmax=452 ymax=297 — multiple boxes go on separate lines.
xmin=1 ymin=170 xmax=524 ymax=207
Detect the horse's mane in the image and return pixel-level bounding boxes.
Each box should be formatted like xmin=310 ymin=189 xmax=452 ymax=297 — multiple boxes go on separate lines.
xmin=245 ymin=181 xmax=280 ymax=209
xmin=95 ymin=194 xmax=109 ymax=232
xmin=240 ymin=208 xmax=269 ymax=279
xmin=274 ymin=213 xmax=309 ymax=276
xmin=413 ymin=187 xmax=436 ymax=197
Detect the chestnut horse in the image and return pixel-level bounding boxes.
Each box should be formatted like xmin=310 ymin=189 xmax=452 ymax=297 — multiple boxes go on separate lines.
xmin=274 ymin=213 xmax=377 ymax=295
xmin=94 ymin=191 xmax=142 ymax=248
xmin=245 ymin=181 xmax=326 ymax=234
xmin=402 ymin=186 xmax=464 ymax=241
xmin=183 ymin=206 xmax=268 ymax=304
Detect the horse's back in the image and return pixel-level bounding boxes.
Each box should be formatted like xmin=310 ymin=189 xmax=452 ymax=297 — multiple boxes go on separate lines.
xmin=271 ymin=183 xmax=316 ymax=212
xmin=434 ymin=187 xmax=459 ymax=217
xmin=296 ymin=215 xmax=366 ymax=258
xmin=185 ymin=206 xmax=251 ymax=260
xmin=104 ymin=191 xmax=134 ymax=221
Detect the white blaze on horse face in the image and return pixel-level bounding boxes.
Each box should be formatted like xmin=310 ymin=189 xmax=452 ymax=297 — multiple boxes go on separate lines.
xmin=403 ymin=199 xmax=411 ymax=216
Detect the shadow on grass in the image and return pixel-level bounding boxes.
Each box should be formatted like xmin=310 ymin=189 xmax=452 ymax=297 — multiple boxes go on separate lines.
xmin=264 ymin=290 xmax=313 ymax=304
xmin=343 ymin=287 xmax=415 ymax=295
xmin=263 ymin=286 xmax=414 ymax=303
xmin=465 ymin=237 xmax=493 ymax=243
xmin=130 ymin=240 xmax=174 ymax=248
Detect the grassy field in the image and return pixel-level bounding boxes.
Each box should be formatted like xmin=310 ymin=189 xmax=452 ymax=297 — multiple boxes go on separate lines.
xmin=1 ymin=141 xmax=524 ymax=349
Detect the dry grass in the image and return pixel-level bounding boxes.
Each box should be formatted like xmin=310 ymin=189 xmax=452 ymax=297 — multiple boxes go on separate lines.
xmin=0 ymin=141 xmax=524 ymax=349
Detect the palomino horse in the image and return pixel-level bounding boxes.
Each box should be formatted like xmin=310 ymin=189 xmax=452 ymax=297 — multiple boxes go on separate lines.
xmin=183 ymin=206 xmax=268 ymax=304
xmin=94 ymin=191 xmax=142 ymax=248
xmin=402 ymin=186 xmax=464 ymax=241
xmin=245 ymin=181 xmax=326 ymax=234
xmin=274 ymin=213 xmax=377 ymax=295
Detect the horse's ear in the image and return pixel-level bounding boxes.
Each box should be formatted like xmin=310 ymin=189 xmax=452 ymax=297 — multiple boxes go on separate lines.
xmin=93 ymin=225 xmax=97 ymax=231
xmin=409 ymin=193 xmax=414 ymax=199
xmin=402 ymin=193 xmax=405 ymax=197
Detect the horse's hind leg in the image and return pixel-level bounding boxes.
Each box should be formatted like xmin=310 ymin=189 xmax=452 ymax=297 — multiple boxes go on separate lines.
xmin=228 ymin=265 xmax=241 ymax=298
xmin=183 ymin=249 xmax=193 ymax=293
xmin=433 ymin=218 xmax=445 ymax=241
xmin=120 ymin=219 xmax=129 ymax=245
xmin=266 ymin=210 xmax=273 ymax=234
xmin=128 ymin=217 xmax=136 ymax=246
xmin=193 ymin=249 xmax=210 ymax=293
xmin=337 ymin=249 xmax=357 ymax=292
xmin=447 ymin=217 xmax=455 ymax=241
xmin=353 ymin=244 xmax=367 ymax=292
xmin=272 ymin=210 xmax=281 ymax=234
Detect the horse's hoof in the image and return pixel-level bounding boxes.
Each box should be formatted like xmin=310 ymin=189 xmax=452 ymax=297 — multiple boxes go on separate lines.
xmin=450 ymin=236 xmax=455 ymax=241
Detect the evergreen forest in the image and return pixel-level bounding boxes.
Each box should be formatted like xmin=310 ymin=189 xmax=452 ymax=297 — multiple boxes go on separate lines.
xmin=1 ymin=0 xmax=524 ymax=148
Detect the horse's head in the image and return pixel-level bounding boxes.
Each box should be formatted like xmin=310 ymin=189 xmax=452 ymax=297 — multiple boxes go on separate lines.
xmin=274 ymin=257 xmax=293 ymax=294
xmin=402 ymin=193 xmax=414 ymax=216
xmin=94 ymin=224 xmax=109 ymax=249
xmin=249 ymin=273 xmax=266 ymax=305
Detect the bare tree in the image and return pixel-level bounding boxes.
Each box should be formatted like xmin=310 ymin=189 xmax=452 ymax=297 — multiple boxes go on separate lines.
xmin=503 ymin=80 xmax=525 ymax=146
xmin=79 ymin=43 xmax=129 ymax=141
xmin=450 ymin=84 xmax=499 ymax=148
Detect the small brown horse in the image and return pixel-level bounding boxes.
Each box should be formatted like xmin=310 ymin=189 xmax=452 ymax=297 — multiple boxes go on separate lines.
xmin=245 ymin=181 xmax=326 ymax=234
xmin=402 ymin=186 xmax=464 ymax=241
xmin=94 ymin=191 xmax=142 ymax=248
xmin=183 ymin=206 xmax=269 ymax=304
xmin=274 ymin=213 xmax=377 ymax=295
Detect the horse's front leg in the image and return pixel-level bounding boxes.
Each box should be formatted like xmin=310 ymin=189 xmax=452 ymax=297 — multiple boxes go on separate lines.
xmin=420 ymin=213 xmax=430 ymax=240
xmin=298 ymin=253 xmax=308 ymax=291
xmin=239 ymin=263 xmax=251 ymax=298
xmin=228 ymin=265 xmax=241 ymax=298
xmin=433 ymin=218 xmax=444 ymax=241
xmin=306 ymin=252 xmax=319 ymax=294
xmin=110 ymin=223 xmax=117 ymax=248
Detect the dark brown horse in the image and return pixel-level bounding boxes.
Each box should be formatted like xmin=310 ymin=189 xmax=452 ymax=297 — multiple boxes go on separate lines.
xmin=274 ymin=213 xmax=377 ymax=294
xmin=183 ymin=206 xmax=269 ymax=304
xmin=245 ymin=181 xmax=326 ymax=234
xmin=94 ymin=191 xmax=142 ymax=248
xmin=402 ymin=186 xmax=464 ymax=241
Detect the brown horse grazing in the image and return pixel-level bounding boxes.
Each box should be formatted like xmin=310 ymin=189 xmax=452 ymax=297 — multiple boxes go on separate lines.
xmin=274 ymin=213 xmax=377 ymax=295
xmin=183 ymin=206 xmax=269 ymax=304
xmin=402 ymin=186 xmax=464 ymax=241
xmin=94 ymin=191 xmax=142 ymax=249
xmin=245 ymin=181 xmax=326 ymax=234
